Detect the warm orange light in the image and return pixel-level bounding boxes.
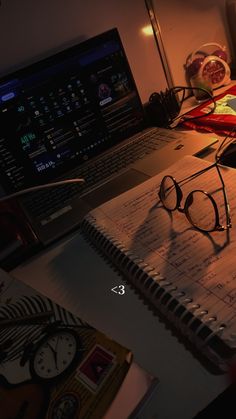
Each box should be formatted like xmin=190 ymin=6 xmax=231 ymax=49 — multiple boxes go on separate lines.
xmin=141 ymin=25 xmax=153 ymax=36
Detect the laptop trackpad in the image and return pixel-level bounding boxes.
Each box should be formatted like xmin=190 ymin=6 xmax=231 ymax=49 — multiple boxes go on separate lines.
xmin=84 ymin=169 xmax=150 ymax=208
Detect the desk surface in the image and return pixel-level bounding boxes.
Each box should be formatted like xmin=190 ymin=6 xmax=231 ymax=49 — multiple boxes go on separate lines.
xmin=2 ymin=80 xmax=235 ymax=417
xmin=12 ymin=226 xmax=229 ymax=419
xmin=10 ymin=107 xmax=231 ymax=418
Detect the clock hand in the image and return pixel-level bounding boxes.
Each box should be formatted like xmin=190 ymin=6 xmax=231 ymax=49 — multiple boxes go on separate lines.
xmin=54 ymin=336 xmax=60 ymax=369
xmin=47 ymin=342 xmax=59 ymax=370
xmin=47 ymin=342 xmax=56 ymax=354
xmin=55 ymin=336 xmax=60 ymax=352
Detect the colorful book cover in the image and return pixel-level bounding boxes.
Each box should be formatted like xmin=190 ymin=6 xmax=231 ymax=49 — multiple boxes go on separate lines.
xmin=0 ymin=269 xmax=132 ymax=418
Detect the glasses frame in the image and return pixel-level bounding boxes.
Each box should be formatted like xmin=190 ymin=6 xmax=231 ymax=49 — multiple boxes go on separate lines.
xmin=158 ymin=135 xmax=233 ymax=233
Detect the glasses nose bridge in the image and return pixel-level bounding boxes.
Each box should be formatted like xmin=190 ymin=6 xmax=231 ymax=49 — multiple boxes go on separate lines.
xmin=177 ymin=189 xmax=196 ymax=214
xmin=175 ymin=180 xmax=183 ymax=208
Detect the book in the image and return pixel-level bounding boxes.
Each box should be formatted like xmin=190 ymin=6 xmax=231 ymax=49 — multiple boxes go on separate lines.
xmin=0 ymin=268 xmax=158 ymax=418
xmin=81 ymin=154 xmax=236 ymax=372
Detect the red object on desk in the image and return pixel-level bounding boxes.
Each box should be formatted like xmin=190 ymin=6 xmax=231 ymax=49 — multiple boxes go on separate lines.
xmin=180 ymin=85 xmax=236 ymax=136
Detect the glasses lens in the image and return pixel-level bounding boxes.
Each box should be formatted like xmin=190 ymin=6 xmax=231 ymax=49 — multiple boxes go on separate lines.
xmin=159 ymin=176 xmax=178 ymax=210
xmin=185 ymin=191 xmax=217 ymax=231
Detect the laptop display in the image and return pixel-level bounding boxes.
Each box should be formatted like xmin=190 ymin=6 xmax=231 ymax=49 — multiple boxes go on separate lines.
xmin=0 ymin=28 xmax=145 ymax=195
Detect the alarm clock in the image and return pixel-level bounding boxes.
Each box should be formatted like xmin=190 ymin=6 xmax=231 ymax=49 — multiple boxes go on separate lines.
xmin=186 ymin=42 xmax=231 ymax=90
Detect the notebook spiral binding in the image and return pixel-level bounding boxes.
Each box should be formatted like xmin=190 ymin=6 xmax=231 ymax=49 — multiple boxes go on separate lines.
xmin=81 ymin=216 xmax=231 ymax=371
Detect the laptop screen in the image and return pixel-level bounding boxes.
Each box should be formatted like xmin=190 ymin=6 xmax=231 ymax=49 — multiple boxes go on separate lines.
xmin=0 ymin=28 xmax=145 ymax=194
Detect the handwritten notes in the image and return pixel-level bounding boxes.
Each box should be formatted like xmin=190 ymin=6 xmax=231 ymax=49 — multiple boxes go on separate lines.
xmin=87 ymin=156 xmax=236 ymax=342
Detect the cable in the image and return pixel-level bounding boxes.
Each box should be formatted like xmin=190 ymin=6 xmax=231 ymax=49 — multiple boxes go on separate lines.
xmin=169 ymin=86 xmax=216 ymax=125
xmin=147 ymin=85 xmax=216 ymax=128
xmin=0 ymin=178 xmax=85 ymax=204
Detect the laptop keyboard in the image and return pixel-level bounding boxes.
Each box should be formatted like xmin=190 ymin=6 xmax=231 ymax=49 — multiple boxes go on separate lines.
xmin=21 ymin=128 xmax=175 ymax=219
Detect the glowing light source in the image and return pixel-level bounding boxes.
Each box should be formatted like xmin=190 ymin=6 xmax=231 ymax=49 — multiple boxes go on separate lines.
xmin=141 ymin=25 xmax=153 ymax=36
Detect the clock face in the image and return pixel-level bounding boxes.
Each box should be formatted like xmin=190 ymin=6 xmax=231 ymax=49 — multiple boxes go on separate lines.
xmin=202 ymin=59 xmax=226 ymax=85
xmin=199 ymin=56 xmax=231 ymax=89
xmin=31 ymin=329 xmax=81 ymax=380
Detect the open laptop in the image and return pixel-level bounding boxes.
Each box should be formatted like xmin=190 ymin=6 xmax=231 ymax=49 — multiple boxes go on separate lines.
xmin=0 ymin=28 xmax=217 ymax=245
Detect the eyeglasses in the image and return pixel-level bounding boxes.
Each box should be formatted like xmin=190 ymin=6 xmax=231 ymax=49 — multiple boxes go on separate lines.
xmin=158 ymin=135 xmax=234 ymax=232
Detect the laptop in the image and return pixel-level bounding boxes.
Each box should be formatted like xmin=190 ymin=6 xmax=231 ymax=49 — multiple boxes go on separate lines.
xmin=0 ymin=28 xmax=217 ymax=245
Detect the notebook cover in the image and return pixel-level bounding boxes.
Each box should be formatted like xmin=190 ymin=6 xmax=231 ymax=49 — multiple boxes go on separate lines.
xmin=0 ymin=268 xmax=132 ymax=418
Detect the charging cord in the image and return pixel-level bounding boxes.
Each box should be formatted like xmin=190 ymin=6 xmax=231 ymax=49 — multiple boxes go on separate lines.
xmin=0 ymin=178 xmax=85 ymax=203
xmin=170 ymin=86 xmax=216 ymax=125
xmin=147 ymin=85 xmax=216 ymax=128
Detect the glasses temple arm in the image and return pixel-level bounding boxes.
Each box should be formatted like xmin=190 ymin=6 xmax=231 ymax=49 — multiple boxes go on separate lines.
xmin=176 ymin=162 xmax=216 ymax=187
xmin=215 ymin=164 xmax=232 ymax=228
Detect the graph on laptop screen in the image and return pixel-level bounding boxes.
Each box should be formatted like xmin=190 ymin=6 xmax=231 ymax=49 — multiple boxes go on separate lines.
xmin=0 ymin=28 xmax=145 ymax=195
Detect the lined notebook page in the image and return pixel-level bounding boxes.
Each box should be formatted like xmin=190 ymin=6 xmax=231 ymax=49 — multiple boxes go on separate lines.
xmin=86 ymin=156 xmax=236 ymax=345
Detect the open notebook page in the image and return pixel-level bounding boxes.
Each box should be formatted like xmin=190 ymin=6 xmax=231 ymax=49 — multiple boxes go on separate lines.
xmin=85 ymin=155 xmax=236 ymax=346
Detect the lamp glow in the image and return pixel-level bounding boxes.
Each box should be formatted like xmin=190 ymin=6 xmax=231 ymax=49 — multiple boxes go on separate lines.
xmin=141 ymin=25 xmax=153 ymax=36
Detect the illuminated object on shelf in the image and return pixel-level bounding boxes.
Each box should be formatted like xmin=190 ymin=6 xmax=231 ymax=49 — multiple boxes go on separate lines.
xmin=141 ymin=25 xmax=154 ymax=36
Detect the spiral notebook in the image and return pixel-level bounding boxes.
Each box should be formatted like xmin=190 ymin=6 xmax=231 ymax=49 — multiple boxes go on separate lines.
xmin=81 ymin=155 xmax=236 ymax=371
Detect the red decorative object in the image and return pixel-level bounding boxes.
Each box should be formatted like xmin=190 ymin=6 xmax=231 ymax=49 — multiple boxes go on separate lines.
xmin=180 ymin=85 xmax=236 ymax=136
